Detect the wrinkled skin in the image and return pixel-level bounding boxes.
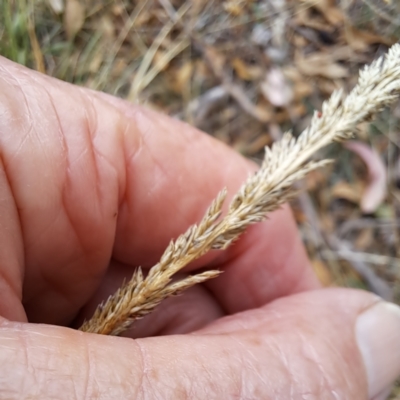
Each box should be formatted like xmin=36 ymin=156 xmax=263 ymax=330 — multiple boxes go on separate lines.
xmin=0 ymin=56 xmax=376 ymax=399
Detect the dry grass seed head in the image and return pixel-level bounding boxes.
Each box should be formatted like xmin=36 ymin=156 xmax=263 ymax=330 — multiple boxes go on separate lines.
xmin=80 ymin=44 xmax=400 ymax=336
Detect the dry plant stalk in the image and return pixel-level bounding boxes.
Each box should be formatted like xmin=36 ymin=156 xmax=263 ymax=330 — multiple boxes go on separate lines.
xmin=80 ymin=44 xmax=400 ymax=336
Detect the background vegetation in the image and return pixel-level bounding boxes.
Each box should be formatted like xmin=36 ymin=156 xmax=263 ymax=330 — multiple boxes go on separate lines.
xmin=1 ymin=0 xmax=400 ymax=396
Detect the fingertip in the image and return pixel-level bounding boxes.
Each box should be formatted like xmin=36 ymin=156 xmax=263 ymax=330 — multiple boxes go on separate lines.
xmin=356 ymin=301 xmax=400 ymax=398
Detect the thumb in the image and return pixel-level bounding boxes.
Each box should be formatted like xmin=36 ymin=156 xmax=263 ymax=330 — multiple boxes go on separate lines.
xmin=1 ymin=288 xmax=399 ymax=399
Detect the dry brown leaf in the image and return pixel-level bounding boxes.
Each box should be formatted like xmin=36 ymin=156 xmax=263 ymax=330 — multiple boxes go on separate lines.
xmin=64 ymin=0 xmax=85 ymax=40
xmin=292 ymin=34 xmax=308 ymax=49
xmin=312 ymin=0 xmax=344 ymax=26
xmin=345 ymin=141 xmax=387 ymax=213
xmin=295 ymin=3 xmax=337 ymax=30
xmin=232 ymin=58 xmax=262 ymax=81
xmin=296 ymin=53 xmax=349 ymax=79
xmin=223 ymin=0 xmax=246 ymax=16
xmin=344 ymin=26 xmax=392 ymax=51
xmin=328 ymin=46 xmax=364 ymax=63
xmin=331 ymin=181 xmax=363 ymax=204
xmin=293 ymin=80 xmax=314 ymax=101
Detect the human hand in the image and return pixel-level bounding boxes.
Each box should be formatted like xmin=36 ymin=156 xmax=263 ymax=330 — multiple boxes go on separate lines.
xmin=0 ymin=56 xmax=399 ymax=399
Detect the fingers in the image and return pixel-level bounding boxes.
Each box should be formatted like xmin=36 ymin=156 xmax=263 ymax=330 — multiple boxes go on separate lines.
xmin=2 ymin=289 xmax=399 ymax=399
xmin=0 ymin=56 xmax=316 ymax=326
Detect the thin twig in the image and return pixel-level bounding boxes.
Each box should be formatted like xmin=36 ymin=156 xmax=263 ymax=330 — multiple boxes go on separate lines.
xmin=323 ymin=236 xmax=394 ymax=301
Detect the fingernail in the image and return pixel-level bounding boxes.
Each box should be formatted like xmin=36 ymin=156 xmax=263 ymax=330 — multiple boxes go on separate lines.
xmin=356 ymin=302 xmax=400 ymax=398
